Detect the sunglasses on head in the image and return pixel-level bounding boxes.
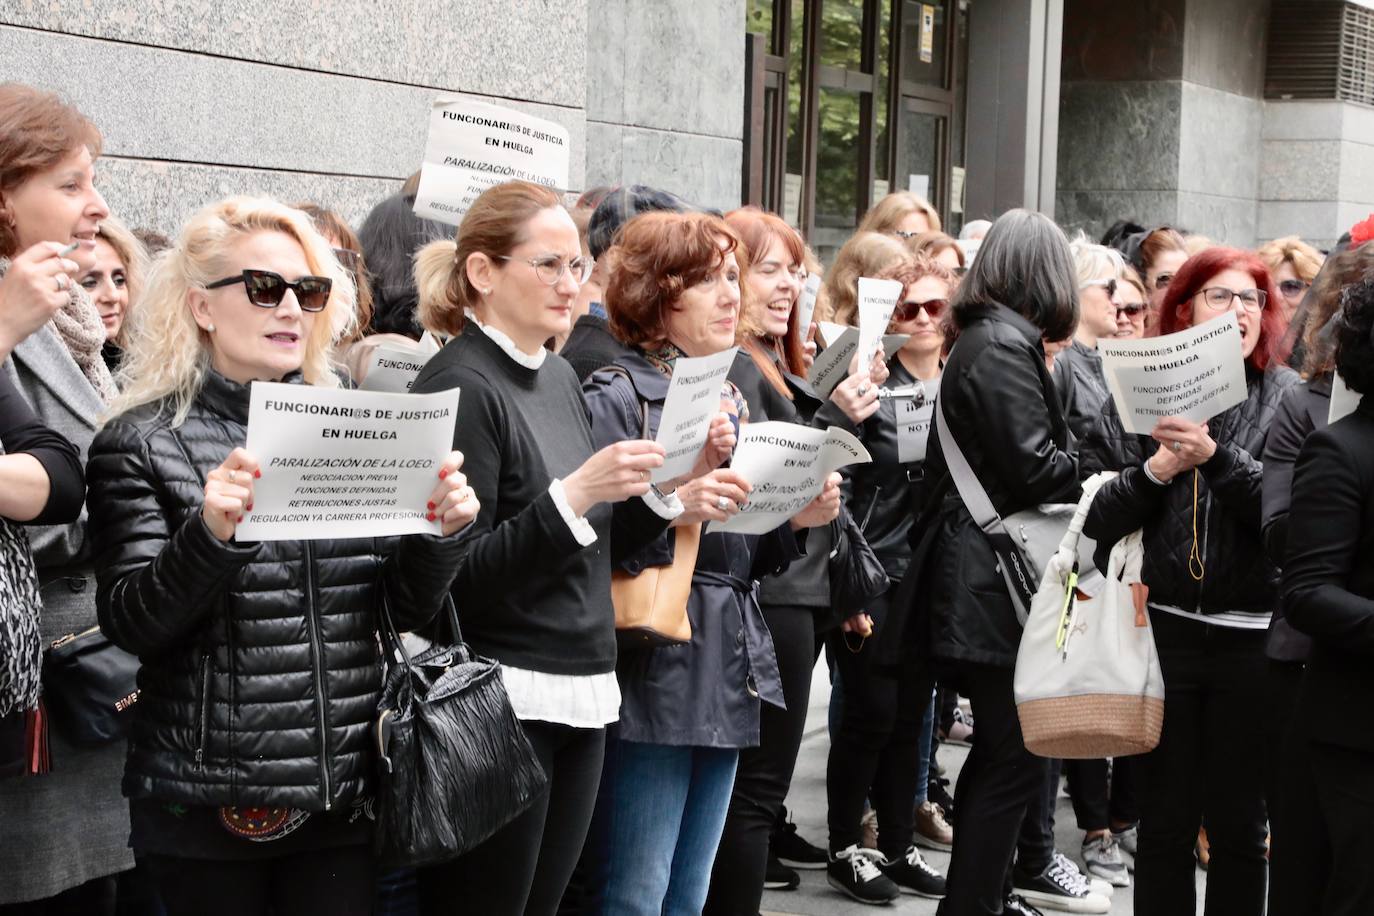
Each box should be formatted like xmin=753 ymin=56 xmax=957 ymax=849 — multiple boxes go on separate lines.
xmin=892 ymin=297 xmax=948 ymax=322
xmin=206 ymin=269 xmax=333 ymax=313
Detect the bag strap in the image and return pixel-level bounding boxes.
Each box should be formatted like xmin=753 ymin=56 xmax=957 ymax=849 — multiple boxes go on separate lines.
xmin=595 ymin=364 xmax=650 ymax=439
xmin=378 ymin=587 xmax=464 ymax=679
xmin=935 ymin=395 xmax=1004 ymax=534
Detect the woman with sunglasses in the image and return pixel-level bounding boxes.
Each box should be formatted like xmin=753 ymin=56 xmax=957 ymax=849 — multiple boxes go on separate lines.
xmin=409 ymin=181 xmax=686 ymax=916
xmin=1257 ymin=235 xmax=1323 ymax=330
xmin=83 ymin=197 xmax=476 ymax=916
xmin=1080 ymin=247 xmax=1299 ymax=915
xmin=820 ymin=254 xmax=955 ymax=905
xmin=1057 ymin=240 xmax=1128 ymax=447
xmin=1115 ymin=227 xmax=1187 ymax=337
xmin=1115 ymin=267 xmax=1148 ymax=339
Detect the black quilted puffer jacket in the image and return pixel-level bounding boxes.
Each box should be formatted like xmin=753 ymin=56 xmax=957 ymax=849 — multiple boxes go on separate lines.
xmin=1080 ymin=364 xmax=1301 ymax=618
xmin=87 ymin=371 xmax=464 ymax=811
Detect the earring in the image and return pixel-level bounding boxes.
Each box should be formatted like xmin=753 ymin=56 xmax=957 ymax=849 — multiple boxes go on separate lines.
xmin=206 ymin=323 xmax=216 ymax=333
xmin=482 ymin=288 xmax=491 ymax=296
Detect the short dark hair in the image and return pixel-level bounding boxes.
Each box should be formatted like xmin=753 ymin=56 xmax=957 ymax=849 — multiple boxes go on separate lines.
xmin=587 ymin=185 xmax=695 ymax=260
xmin=1334 ymin=272 xmax=1374 ymax=395
xmin=356 ymin=192 xmax=450 ymax=338
xmin=951 ymin=208 xmax=1078 ymax=342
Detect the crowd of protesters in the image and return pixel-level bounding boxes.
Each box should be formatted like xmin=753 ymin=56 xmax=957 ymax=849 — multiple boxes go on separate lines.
xmin=1 ymin=80 xmax=1371 ymax=916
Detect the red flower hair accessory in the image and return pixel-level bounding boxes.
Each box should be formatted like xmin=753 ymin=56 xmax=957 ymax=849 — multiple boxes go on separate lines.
xmin=1352 ymin=214 xmax=1374 ymax=245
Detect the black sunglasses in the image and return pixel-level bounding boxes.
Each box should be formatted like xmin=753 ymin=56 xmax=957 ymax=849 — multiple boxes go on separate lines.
xmin=206 ymin=269 xmax=333 ymax=313
xmin=892 ymin=298 xmax=948 ymax=322
xmin=1115 ymin=303 xmax=1147 ymax=317
xmin=1278 ymin=278 xmax=1310 ymax=299
xmin=1082 ymin=278 xmax=1118 ymax=299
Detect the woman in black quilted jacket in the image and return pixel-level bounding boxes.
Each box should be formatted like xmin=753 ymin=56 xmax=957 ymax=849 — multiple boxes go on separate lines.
xmin=84 ymin=198 xmax=478 ymax=916
xmin=1080 ymin=246 xmax=1300 ymax=916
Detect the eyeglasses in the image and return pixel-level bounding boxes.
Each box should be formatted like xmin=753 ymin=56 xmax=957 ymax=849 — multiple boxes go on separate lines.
xmin=893 ymin=230 xmax=920 ymax=240
xmin=332 ymin=247 xmax=364 ymax=274
xmin=1197 ymin=286 xmax=1267 ymax=313
xmin=1082 ymin=278 xmax=1118 ymax=299
xmin=1115 ymin=303 xmax=1147 ymax=318
xmin=1278 ymin=278 xmax=1310 ymax=299
xmin=1152 ymin=272 xmax=1175 ymax=291
xmin=494 ymin=254 xmax=593 ymax=286
xmin=205 ymin=269 xmax=332 ymax=312
xmin=892 ymin=298 xmax=948 ymax=322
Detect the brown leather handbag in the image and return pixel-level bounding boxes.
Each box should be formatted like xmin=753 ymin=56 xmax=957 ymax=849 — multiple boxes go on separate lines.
xmin=612 ymin=523 xmax=699 ymax=646
xmin=596 ymin=363 xmax=698 ymax=647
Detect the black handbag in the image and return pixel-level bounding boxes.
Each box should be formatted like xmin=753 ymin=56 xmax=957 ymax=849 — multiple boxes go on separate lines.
xmin=374 ymin=595 xmax=547 ymax=868
xmin=827 ymin=505 xmax=891 ymax=623
xmin=42 ymin=625 xmax=141 ymax=746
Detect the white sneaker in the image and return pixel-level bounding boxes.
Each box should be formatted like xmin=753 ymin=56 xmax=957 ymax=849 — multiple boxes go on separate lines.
xmin=1054 ymin=850 xmax=1115 ymax=898
xmin=1012 ymin=853 xmax=1111 ymax=914
xmin=1082 ymin=833 xmax=1130 ymax=888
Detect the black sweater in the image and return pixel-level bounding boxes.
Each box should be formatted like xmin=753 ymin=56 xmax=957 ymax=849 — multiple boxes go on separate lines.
xmin=411 ymin=323 xmax=633 ymax=675
xmin=0 ymin=368 xmax=83 ymax=525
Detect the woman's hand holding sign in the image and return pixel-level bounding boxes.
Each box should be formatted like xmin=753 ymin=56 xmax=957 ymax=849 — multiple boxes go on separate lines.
xmin=790 ymin=472 xmax=843 ymax=530
xmin=673 ymin=468 xmax=752 ymax=526
xmin=203 ymin=447 xmax=260 ymax=541
xmin=426 ymin=451 xmax=480 ymax=536
xmin=1147 ymin=417 xmax=1217 ymax=481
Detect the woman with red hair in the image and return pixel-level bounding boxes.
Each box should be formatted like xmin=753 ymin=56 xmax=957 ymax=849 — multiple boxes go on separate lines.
xmin=1079 ymin=247 xmax=1300 ymax=915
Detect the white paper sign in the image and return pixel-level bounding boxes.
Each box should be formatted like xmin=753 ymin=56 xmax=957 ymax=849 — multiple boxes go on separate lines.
xmin=413 ymin=98 xmax=571 ymax=226
xmin=708 ymin=422 xmax=872 ymax=535
xmin=1098 ymin=312 xmax=1248 ymax=435
xmin=361 ymin=344 xmax=432 ymax=394
xmin=796 ymin=273 xmax=822 ymax=346
xmin=897 ymin=377 xmax=940 ymax=463
xmin=238 ymin=383 xmax=460 ymax=541
xmin=807 ymin=326 xmax=909 ymax=397
xmin=653 ymin=347 xmax=739 ymax=483
xmin=856 ymin=277 xmax=903 ymax=370
xmin=1330 ymin=373 xmax=1363 ymax=424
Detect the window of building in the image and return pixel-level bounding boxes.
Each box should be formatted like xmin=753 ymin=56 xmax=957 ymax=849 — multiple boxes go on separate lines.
xmin=745 ymin=0 xmax=969 ymax=262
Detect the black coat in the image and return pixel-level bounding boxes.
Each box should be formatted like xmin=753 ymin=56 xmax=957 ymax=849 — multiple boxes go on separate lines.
xmin=583 ymin=352 xmax=799 ymax=748
xmin=1260 ymin=376 xmax=1332 ymax=662
xmin=87 ymin=372 xmax=462 ymax=811
xmin=561 ymin=312 xmax=633 ymax=383
xmin=1282 ymin=399 xmax=1374 ymax=753
xmin=900 ymin=303 xmax=1079 ymax=669
xmin=1080 ymin=364 xmax=1300 ymax=623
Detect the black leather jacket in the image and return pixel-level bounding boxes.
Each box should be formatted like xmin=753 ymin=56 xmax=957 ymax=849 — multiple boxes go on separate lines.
xmin=87 ymin=372 xmax=462 ymax=811
xmin=900 ymin=303 xmax=1080 ymax=669
xmin=848 ymin=357 xmax=935 ymax=582
xmin=1081 ymin=364 xmax=1300 ymax=621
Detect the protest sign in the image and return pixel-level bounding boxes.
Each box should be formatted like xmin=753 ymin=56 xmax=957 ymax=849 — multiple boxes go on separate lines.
xmin=1098 ymin=312 xmax=1248 ymax=435
xmin=360 ymin=334 xmax=441 ymax=393
xmin=896 ymin=377 xmax=940 ymax=463
xmin=653 ymin=347 xmax=739 ymax=483
xmin=807 ymin=326 xmax=909 ymax=396
xmin=237 ymin=383 xmax=460 ymax=542
xmin=1330 ymin=372 xmax=1363 ymax=424
xmin=796 ymin=274 xmax=822 ymax=346
xmin=709 ymin=422 xmax=871 ymax=535
xmin=413 ymin=98 xmax=570 ymax=226
xmin=856 ymin=277 xmax=903 ymax=370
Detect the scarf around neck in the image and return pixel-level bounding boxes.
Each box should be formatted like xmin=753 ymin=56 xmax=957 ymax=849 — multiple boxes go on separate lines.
xmin=0 ymin=257 xmax=117 ymax=403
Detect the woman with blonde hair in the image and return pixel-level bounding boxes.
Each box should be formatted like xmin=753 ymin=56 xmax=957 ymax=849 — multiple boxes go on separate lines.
xmin=902 ymin=230 xmax=966 ymax=276
xmin=79 ymin=215 xmax=149 ymax=372
xmin=408 ymin=180 xmax=703 ymax=916
xmin=1257 ymin=235 xmax=1323 ymax=327
xmin=858 ymin=191 xmax=942 ymax=238
xmin=820 ymin=232 xmax=912 ymax=326
xmin=85 ymin=196 xmax=477 ymax=915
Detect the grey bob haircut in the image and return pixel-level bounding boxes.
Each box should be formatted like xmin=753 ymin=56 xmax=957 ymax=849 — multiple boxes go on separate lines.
xmin=952 ymin=208 xmax=1079 ymax=343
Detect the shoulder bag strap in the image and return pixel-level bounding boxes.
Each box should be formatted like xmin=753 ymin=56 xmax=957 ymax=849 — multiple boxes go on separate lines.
xmin=595 ymin=365 xmax=650 ymax=438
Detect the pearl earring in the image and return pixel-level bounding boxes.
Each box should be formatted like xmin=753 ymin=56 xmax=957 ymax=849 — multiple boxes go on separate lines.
xmin=483 ymin=288 xmax=491 ymax=296
xmin=206 ymin=323 xmax=216 ymax=333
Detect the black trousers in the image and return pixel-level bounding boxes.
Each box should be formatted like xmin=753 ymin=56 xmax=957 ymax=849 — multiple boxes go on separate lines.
xmin=0 ymin=877 xmax=118 ymax=916
xmin=1133 ymin=613 xmax=1268 ymax=916
xmin=1015 ymin=759 xmax=1060 ymax=877
xmin=703 ymin=605 xmax=818 ymax=916
xmin=824 ymin=588 xmax=934 ymax=861
xmin=1280 ymin=739 xmax=1374 ymax=916
xmin=418 ymin=721 xmax=605 ymax=916
xmin=1266 ymin=661 xmax=1326 ymax=916
xmin=936 ymin=663 xmax=1048 ymax=916
xmin=142 ymin=847 xmax=373 ymax=916
xmin=1064 ymin=755 xmax=1141 ymax=832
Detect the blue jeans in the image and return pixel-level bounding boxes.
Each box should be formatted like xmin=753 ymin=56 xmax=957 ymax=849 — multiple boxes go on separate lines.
xmin=599 ymin=741 xmax=739 ymax=916
xmin=915 ymin=687 xmax=935 ymax=805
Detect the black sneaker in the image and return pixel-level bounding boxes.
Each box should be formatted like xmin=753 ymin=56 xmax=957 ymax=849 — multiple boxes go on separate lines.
xmin=1005 ymin=894 xmax=1047 ymax=916
xmin=764 ymin=853 xmax=799 ymax=890
xmin=772 ymin=816 xmax=827 ymax=870
xmin=928 ymin=774 xmax=956 ymax=820
xmin=827 ymin=844 xmax=900 ymax=904
xmin=878 ymin=844 xmax=946 ymax=899
xmin=1012 ymin=855 xmax=1110 ymax=914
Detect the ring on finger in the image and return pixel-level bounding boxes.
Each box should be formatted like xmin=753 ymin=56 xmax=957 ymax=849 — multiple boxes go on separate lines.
xmin=1171 ymin=441 xmax=1182 ymax=452
xmin=856 ymin=384 xmax=870 ymax=397
xmin=716 ymin=495 xmax=730 ymax=511
xmin=54 ymin=274 xmax=68 ymax=292
xmin=228 ymin=469 xmax=238 ymax=483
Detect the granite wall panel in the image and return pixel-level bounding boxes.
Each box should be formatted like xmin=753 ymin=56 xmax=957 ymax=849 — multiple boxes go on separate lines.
xmin=1177 ymin=81 xmax=1261 ymax=201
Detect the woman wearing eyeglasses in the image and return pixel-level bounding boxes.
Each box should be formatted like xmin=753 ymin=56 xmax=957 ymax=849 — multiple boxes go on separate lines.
xmin=84 ymin=197 xmax=476 ymax=916
xmin=819 ymin=254 xmax=955 ymax=905
xmin=1057 ymin=240 xmax=1130 ymax=447
xmin=1080 ymin=247 xmax=1300 ymax=915
xmin=409 ymin=181 xmax=685 ymax=916
xmin=1115 ymin=267 xmax=1148 ymax=339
